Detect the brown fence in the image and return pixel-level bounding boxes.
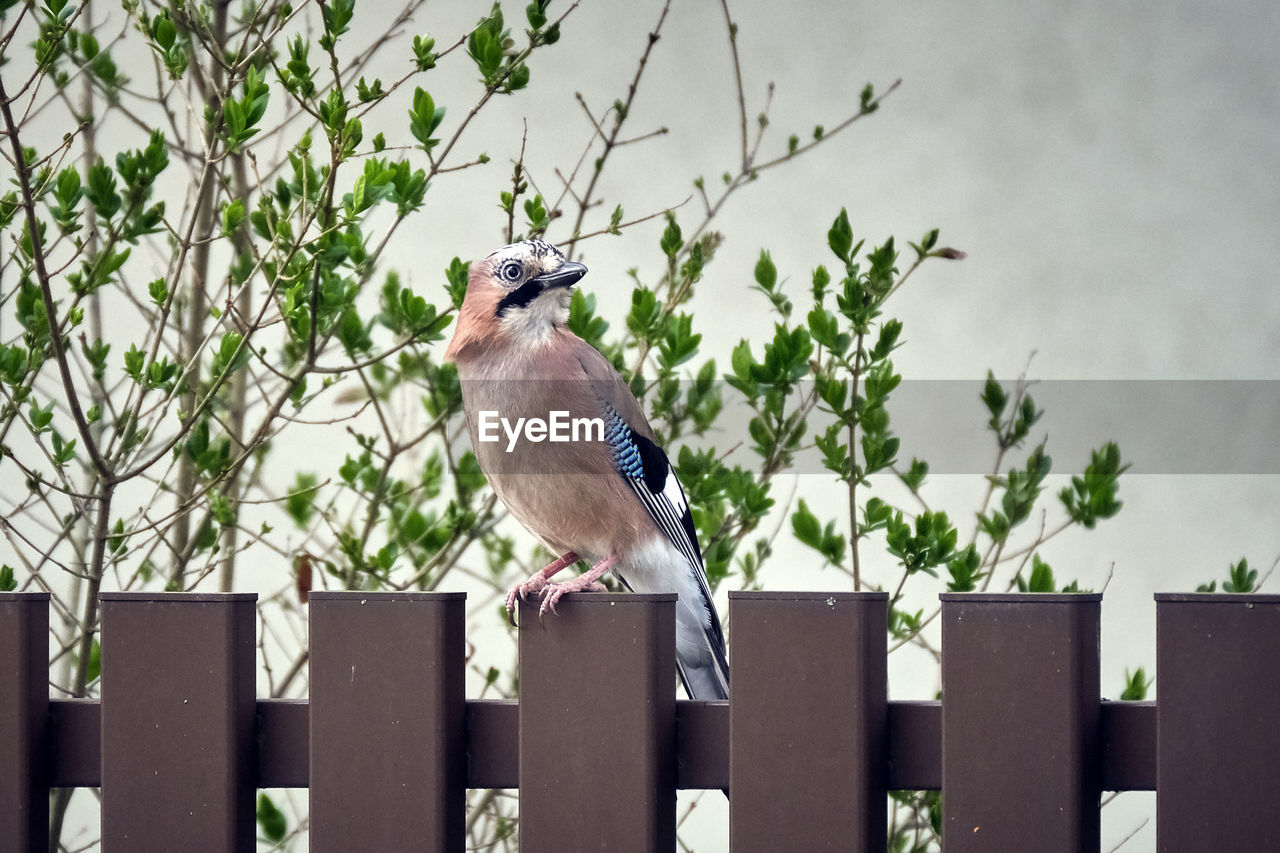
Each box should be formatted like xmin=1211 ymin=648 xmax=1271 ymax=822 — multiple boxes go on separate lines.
xmin=3 ymin=589 xmax=1279 ymax=852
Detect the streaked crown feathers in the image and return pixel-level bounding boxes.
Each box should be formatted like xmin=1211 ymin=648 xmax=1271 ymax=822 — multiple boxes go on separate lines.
xmin=484 ymin=239 xmax=567 ymax=288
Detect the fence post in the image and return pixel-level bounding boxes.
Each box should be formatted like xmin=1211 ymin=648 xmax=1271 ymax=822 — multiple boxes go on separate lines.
xmin=1156 ymin=593 xmax=1280 ymax=851
xmin=728 ymin=591 xmax=888 ymax=852
xmin=0 ymin=592 xmax=49 ymax=852
xmin=309 ymin=591 xmax=467 ymax=852
xmin=99 ymin=592 xmax=257 ymax=852
xmin=941 ymin=593 xmax=1101 ymax=852
xmin=518 ymin=592 xmax=676 ymax=852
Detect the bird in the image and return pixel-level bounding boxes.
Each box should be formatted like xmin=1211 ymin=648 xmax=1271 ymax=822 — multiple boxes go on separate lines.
xmin=444 ymin=238 xmax=730 ymax=701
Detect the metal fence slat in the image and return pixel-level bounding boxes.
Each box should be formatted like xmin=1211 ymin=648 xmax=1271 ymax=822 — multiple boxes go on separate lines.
xmin=729 ymin=591 xmax=889 ymax=853
xmin=941 ymin=593 xmax=1102 ymax=853
xmin=518 ymin=592 xmax=676 ymax=852
xmin=1156 ymin=593 xmax=1280 ymax=850
xmin=0 ymin=592 xmax=49 ymax=852
xmin=309 ymin=591 xmax=466 ymax=852
xmin=100 ymin=592 xmax=257 ymax=852
xmin=888 ymin=700 xmax=942 ymax=790
xmin=466 ymin=700 xmax=518 ymax=789
xmin=676 ymin=700 xmax=728 ymax=790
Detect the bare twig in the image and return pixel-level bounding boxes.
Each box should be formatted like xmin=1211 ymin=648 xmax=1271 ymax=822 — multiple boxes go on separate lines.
xmin=563 ymin=0 xmax=672 ymax=257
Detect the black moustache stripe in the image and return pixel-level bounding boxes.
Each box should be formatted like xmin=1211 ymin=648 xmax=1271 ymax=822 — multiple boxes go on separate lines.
xmin=495 ymin=280 xmax=544 ymax=316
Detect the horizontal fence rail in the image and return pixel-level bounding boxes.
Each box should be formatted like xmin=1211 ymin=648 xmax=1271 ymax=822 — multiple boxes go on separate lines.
xmin=2 ymin=590 xmax=1279 ymax=851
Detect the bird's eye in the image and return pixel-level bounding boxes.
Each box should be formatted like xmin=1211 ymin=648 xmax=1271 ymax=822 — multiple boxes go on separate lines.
xmin=500 ymin=261 xmax=523 ymax=282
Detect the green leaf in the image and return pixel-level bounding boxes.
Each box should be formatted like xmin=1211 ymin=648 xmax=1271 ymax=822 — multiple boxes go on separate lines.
xmin=827 ymin=207 xmax=853 ymax=261
xmin=526 ymin=0 xmax=551 ymax=28
xmin=865 ymin=237 xmax=898 ymax=297
xmin=212 ymin=331 xmax=250 ymax=376
xmin=286 ymin=472 xmax=320 ymax=528
xmin=77 ymin=338 xmax=108 ymax=379
xmin=256 ymin=793 xmax=287 ymax=843
xmin=221 ymin=199 xmax=244 ymax=236
xmin=85 ymin=638 xmax=101 ymax=684
xmin=1120 ymin=667 xmax=1152 ymax=701
xmin=336 ymin=307 xmax=371 ymax=355
xmin=408 ymin=87 xmax=446 ymax=151
xmin=123 ymin=343 xmax=145 ymax=382
xmin=283 ymin=35 xmax=316 ymax=97
xmin=660 ymin=215 xmax=683 ymax=259
xmin=657 ymin=313 xmax=701 ymax=371
xmin=981 ymin=370 xmax=1007 ymax=425
xmin=444 ymin=257 xmax=469 ymax=308
xmin=869 ymin=319 xmax=902 ymax=361
xmin=754 ymin=250 xmax=777 ymax=290
xmin=467 ymin=4 xmax=508 ymax=84
xmin=860 ymin=82 xmax=877 ymax=111
xmin=356 ymin=76 xmax=385 ymax=103
xmin=885 ymin=509 xmax=956 ymax=576
xmin=320 ymin=0 xmax=355 ymax=42
xmin=815 ymin=422 xmax=849 ymax=477
xmin=147 ymin=278 xmax=167 ymax=306
xmin=85 ymin=158 xmax=119 ymax=219
xmin=791 ymin=499 xmax=822 ymax=550
xmin=0 ymin=190 xmax=19 ymax=229
xmin=193 ymin=516 xmax=217 ymax=552
xmin=899 ymin=457 xmax=928 ymax=492
xmin=567 ymin=290 xmax=609 ymax=349
xmin=152 ymin=12 xmax=176 ymax=49
xmin=28 ymin=397 xmax=55 ymax=432
xmin=523 ymin=194 xmax=549 ymax=234
xmin=0 ymin=565 xmax=16 ymax=591
xmin=51 ymin=430 xmax=76 ymax=465
xmin=946 ymin=545 xmax=981 ymax=592
xmin=210 ymin=493 xmax=237 ymax=528
xmin=626 ymin=288 xmax=661 ymax=339
xmin=455 ymin=450 xmax=486 ymax=497
xmin=0 ymin=343 xmax=29 ymax=385
xmin=1223 ymin=557 xmax=1258 ymax=593
xmin=412 ymin=35 xmax=437 ymax=71
xmin=1058 ymin=441 xmax=1127 ymax=529
xmin=224 ymin=66 xmax=270 ymax=149
xmin=1019 ymin=553 xmax=1056 ymax=592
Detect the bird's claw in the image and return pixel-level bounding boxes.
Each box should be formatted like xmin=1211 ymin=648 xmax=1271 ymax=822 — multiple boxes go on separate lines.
xmin=507 ymin=575 xmax=607 ymax=626
xmin=503 ymin=575 xmax=550 ymax=626
xmin=536 ymin=579 xmax=608 ymax=623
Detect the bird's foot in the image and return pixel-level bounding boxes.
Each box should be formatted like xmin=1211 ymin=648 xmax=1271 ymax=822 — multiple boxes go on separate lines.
xmin=537 ymin=554 xmax=619 ymax=621
xmin=504 ymin=551 xmax=580 ymax=626
xmin=539 ymin=575 xmax=608 ymax=619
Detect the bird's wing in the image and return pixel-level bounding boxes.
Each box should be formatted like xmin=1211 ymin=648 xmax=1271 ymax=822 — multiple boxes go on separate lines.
xmin=573 ymin=345 xmax=727 ymax=646
xmin=601 ymin=402 xmax=705 ymax=574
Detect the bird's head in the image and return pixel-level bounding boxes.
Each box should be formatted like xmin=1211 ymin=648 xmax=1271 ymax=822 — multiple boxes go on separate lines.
xmin=446 ymin=239 xmax=588 ymax=359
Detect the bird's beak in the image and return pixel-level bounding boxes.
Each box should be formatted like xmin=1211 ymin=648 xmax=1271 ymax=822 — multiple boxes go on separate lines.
xmin=532 ymin=261 xmax=587 ymax=291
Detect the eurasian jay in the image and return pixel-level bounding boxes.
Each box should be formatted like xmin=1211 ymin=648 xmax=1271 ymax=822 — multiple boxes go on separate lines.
xmin=444 ymin=239 xmax=730 ymax=701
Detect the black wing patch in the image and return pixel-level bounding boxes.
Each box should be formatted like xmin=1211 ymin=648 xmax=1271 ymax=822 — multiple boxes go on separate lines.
xmin=603 ymin=406 xmax=703 ymax=574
